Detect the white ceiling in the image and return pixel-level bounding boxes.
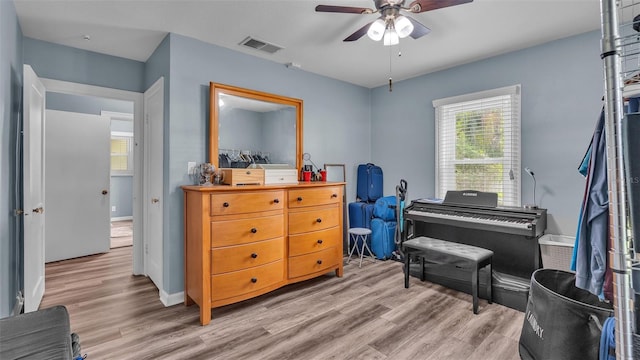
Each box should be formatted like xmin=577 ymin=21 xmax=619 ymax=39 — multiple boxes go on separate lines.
xmin=13 ymin=0 xmax=602 ymax=88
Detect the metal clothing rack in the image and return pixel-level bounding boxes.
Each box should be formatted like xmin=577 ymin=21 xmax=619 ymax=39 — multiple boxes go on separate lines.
xmin=600 ymin=1 xmax=640 ymax=358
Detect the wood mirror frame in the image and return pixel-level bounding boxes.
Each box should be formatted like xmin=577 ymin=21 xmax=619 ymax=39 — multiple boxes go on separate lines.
xmin=209 ymin=82 xmax=303 ymax=170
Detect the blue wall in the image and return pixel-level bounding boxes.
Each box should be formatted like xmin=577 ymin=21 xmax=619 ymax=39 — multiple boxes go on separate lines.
xmin=23 ymin=38 xmax=145 ymax=93
xmin=0 ymin=0 xmax=24 ymax=318
xmin=370 ymin=30 xmax=603 ymax=236
xmin=47 ymin=92 xmax=134 ymax=115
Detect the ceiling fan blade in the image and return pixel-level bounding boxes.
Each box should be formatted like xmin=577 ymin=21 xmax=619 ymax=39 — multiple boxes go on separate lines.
xmin=315 ymin=5 xmax=374 ymax=14
xmin=406 ymin=16 xmax=431 ymax=39
xmin=407 ymin=0 xmax=473 ymax=13
xmin=343 ymin=20 xmax=376 ymax=41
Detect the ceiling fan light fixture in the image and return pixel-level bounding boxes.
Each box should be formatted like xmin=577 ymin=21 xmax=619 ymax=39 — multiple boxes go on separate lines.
xmin=395 ymin=16 xmax=414 ymax=38
xmin=383 ymin=29 xmax=399 ymax=46
xmin=367 ymin=19 xmax=386 ymax=41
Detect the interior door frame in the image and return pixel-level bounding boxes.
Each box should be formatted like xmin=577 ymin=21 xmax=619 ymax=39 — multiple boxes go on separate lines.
xmin=143 ymin=77 xmax=165 ymax=301
xmin=41 ymin=78 xmax=144 ymax=275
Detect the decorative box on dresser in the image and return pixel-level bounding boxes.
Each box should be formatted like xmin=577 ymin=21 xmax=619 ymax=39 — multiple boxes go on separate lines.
xmin=182 ymin=182 xmax=345 ymax=325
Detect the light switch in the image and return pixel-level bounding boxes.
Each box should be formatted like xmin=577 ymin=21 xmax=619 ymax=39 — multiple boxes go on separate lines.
xmin=188 ymin=162 xmax=197 ymax=175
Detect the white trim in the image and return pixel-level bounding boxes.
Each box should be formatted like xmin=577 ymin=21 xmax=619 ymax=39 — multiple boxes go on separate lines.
xmin=101 ymin=110 xmax=133 ymax=122
xmin=160 ymin=290 xmax=184 ymax=307
xmin=41 ymin=78 xmax=145 ymax=275
xmin=111 ymin=216 xmax=133 ymax=222
xmin=144 ymin=77 xmax=165 ymax=297
xmin=433 ymin=84 xmax=521 ymax=108
xmin=111 ymin=131 xmax=134 ymax=137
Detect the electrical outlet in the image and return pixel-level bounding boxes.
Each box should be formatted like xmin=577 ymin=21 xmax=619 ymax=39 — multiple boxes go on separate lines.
xmin=111 ymin=206 xmax=116 ymax=212
xmin=187 ymin=161 xmax=197 ymax=175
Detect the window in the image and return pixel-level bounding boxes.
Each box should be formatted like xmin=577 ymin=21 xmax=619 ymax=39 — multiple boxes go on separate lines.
xmin=433 ymin=85 xmax=521 ymax=206
xmin=111 ymin=132 xmax=133 ymax=175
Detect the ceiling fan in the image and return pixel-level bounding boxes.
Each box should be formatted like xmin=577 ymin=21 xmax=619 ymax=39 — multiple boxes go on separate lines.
xmin=315 ymin=0 xmax=473 ymax=45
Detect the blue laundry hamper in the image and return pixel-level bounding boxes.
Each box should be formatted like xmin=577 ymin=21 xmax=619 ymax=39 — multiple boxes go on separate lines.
xmin=519 ymin=269 xmax=613 ymax=360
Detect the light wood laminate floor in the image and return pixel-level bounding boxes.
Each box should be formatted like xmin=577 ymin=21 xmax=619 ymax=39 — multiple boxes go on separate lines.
xmin=110 ymin=220 xmax=133 ymax=249
xmin=40 ymin=247 xmax=524 ymax=360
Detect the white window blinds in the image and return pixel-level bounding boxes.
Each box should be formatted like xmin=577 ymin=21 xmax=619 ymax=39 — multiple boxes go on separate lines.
xmin=433 ymin=85 xmax=521 ymax=207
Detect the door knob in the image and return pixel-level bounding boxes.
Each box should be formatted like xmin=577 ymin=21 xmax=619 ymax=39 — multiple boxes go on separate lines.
xmin=152 ymin=198 xmax=160 ymax=203
xmin=32 ymin=207 xmax=44 ymax=214
xmin=102 ymin=190 xmax=108 ymax=195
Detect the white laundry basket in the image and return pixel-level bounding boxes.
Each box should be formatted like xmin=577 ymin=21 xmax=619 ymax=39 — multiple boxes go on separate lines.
xmin=538 ymin=234 xmax=575 ymax=272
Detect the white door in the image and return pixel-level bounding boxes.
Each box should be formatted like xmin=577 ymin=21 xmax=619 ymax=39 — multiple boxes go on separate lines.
xmin=23 ymin=65 xmax=46 ymax=312
xmin=44 ymin=110 xmax=111 ymax=262
xmin=144 ymin=78 xmax=164 ymax=293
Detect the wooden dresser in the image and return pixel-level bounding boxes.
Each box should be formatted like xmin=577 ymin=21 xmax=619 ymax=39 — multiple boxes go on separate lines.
xmin=182 ymin=182 xmax=344 ymax=325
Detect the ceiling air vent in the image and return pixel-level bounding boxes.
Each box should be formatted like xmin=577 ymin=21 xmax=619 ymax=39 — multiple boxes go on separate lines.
xmin=239 ymin=36 xmax=283 ymax=54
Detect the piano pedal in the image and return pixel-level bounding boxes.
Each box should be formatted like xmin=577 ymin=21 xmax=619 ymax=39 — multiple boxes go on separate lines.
xmin=391 ymin=250 xmax=403 ymax=262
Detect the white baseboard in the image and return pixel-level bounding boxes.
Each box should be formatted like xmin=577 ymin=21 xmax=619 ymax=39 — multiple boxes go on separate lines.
xmin=11 ymin=291 xmax=24 ymax=316
xmin=111 ymin=216 xmax=133 ymax=222
xmin=160 ymin=290 xmax=184 ymax=307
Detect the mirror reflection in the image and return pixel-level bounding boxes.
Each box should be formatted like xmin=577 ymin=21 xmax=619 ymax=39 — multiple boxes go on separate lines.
xmin=209 ymin=83 xmax=303 ymax=171
xmin=218 ymin=94 xmax=296 ymax=168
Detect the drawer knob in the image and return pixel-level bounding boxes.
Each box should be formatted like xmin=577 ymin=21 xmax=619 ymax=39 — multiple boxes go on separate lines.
xmin=316 ymin=260 xmax=323 ymax=265
xmin=331 ymin=193 xmax=338 ymax=198
xmin=246 ymin=171 xmax=251 ymax=175
xmin=317 ymin=239 xmax=323 ymax=244
xmin=251 ymin=277 xmax=258 ymax=283
xmin=251 ymin=253 xmax=258 ymax=259
xmin=223 ymin=202 xmax=229 ymax=207
xmin=251 ymin=228 xmax=257 ymax=233
xmin=297 ymin=196 xmax=303 ymax=202
xmin=273 ymin=198 xmax=280 ymax=204
xmin=316 ymin=218 xmax=322 ymax=223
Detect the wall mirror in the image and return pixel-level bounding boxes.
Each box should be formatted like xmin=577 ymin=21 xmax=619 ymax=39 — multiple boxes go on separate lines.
xmin=209 ymin=82 xmax=303 ymax=170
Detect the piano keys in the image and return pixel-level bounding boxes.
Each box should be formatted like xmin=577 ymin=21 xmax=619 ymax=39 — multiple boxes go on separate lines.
xmin=406 ymin=199 xmax=547 ymax=237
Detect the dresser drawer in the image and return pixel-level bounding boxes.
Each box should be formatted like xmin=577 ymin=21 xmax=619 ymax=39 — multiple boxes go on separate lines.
xmin=211 ymin=214 xmax=284 ymax=247
xmin=289 ymin=226 xmax=341 ymax=257
xmin=211 ymin=238 xmax=284 ymax=274
xmin=288 ymin=186 xmax=342 ymax=208
xmin=288 ymin=247 xmax=338 ymax=279
xmin=210 ymin=190 xmax=284 ymax=216
xmin=211 ymin=260 xmax=283 ymax=301
xmin=288 ymin=206 xmax=339 ymax=235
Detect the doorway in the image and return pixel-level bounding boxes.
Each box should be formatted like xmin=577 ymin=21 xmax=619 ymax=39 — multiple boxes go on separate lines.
xmin=41 ymin=78 xmax=145 ymax=275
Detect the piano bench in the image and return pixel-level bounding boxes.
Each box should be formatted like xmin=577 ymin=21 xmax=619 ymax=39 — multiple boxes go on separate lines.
xmin=403 ymin=236 xmax=493 ymax=314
